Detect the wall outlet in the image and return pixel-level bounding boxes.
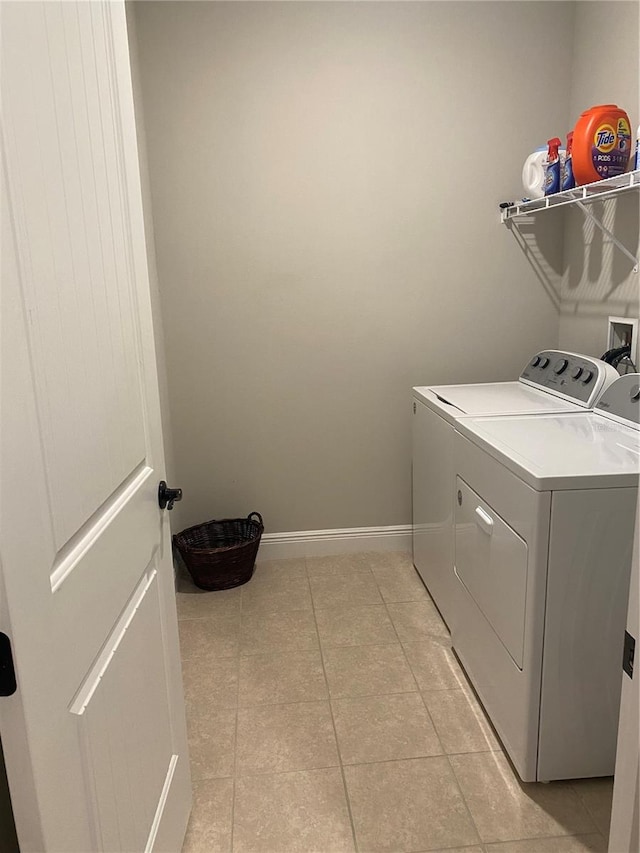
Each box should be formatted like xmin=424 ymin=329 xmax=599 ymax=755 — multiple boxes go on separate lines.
xmin=607 ymin=316 xmax=638 ymax=370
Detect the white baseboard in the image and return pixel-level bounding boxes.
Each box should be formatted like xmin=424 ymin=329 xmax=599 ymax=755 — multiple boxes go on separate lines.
xmin=257 ymin=524 xmax=412 ymax=561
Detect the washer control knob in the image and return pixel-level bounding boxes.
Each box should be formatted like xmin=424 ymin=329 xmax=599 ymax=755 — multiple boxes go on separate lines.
xmin=554 ymin=358 xmax=569 ymax=375
xmin=571 ymin=367 xmax=583 ymax=380
xmin=631 ymin=385 xmax=640 ymax=401
xmin=539 ymin=357 xmax=550 ymax=369
xmin=531 ymin=356 xmax=541 ymax=367
xmin=582 ymin=370 xmax=594 ymax=385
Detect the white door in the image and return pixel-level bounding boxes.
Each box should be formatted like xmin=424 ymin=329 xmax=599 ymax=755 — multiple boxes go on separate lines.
xmin=0 ymin=2 xmax=191 ymax=850
xmin=609 ymin=502 xmax=639 ymax=853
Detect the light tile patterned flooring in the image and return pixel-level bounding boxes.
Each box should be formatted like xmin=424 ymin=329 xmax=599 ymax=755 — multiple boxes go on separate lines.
xmin=177 ymin=552 xmax=613 ymax=853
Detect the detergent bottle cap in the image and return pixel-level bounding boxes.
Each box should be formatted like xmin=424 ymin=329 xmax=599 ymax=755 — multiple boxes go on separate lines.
xmin=566 ymin=131 xmax=574 ymax=154
xmin=580 ymin=104 xmax=618 ymax=117
xmin=547 ymin=137 xmax=562 ymax=158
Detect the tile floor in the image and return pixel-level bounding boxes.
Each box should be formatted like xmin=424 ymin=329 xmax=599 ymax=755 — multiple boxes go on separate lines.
xmin=176 ymin=551 xmax=613 ymax=853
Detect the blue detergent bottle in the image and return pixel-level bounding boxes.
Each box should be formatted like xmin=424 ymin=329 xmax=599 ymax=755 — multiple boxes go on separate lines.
xmin=562 ymin=132 xmax=575 ymax=190
xmin=544 ymin=137 xmax=562 ymax=195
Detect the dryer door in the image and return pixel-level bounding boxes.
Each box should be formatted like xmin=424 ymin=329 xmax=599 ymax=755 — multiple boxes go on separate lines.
xmin=455 ymin=477 xmax=528 ymax=668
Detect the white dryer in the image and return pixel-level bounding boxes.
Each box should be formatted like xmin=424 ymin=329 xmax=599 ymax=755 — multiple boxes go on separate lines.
xmin=412 ymin=351 xmax=618 ymax=629
xmin=452 ymin=374 xmax=640 ymax=783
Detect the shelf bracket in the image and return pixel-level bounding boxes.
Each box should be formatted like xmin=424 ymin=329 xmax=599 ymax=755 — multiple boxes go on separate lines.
xmin=575 ymin=201 xmax=639 ymax=274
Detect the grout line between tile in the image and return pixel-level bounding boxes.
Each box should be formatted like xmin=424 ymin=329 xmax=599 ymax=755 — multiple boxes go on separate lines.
xmin=228 ymin=578 xmax=246 ymax=852
xmin=416 ymin=683 xmax=477 ymax=693
xmin=239 ymin=643 xmax=321 ymax=656
xmin=339 ymin=752 xmax=449 ymax=770
xmin=182 ymin=653 xmax=240 ymax=665
xmin=224 ymin=752 xmax=502 ymax=782
xmin=371 ymin=563 xmax=484 ymax=850
xmin=189 ymin=770 xmax=235 ymax=783
xmin=329 ymin=689 xmax=419 ymax=705
xmin=377 ymin=580 xmax=429 ymax=700
xmin=379 ymin=595 xmax=435 ymax=605
xmin=444 ymin=752 xmax=485 ymax=848
xmin=233 ymin=759 xmax=342 ymax=780
xmin=445 ymin=755 xmax=595 ymax=849
xmin=319 ymin=638 xmax=402 ymax=651
xmin=177 ymin=612 xmax=241 ymax=623
xmin=375 ymin=568 xmax=453 ymax=762
xmin=415 ymin=688 xmax=447 ymax=755
xmin=482 ymin=830 xmax=609 ymax=850
xmin=314 ymin=684 xmax=422 ymax=703
xmin=237 ymin=695 xmax=331 ymax=710
xmin=240 ymin=604 xmax=316 ymax=619
xmin=229 ymin=718 xmax=239 ymax=853
xmin=339 ymin=746 xmax=499 ymax=768
xmin=306 ymin=554 xmax=361 ymax=853
xmin=569 ymin=779 xmax=614 ymax=835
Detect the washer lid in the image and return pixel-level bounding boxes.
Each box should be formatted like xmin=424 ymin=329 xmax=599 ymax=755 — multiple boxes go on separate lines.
xmin=456 ymin=411 xmax=640 ymax=491
xmin=413 ymin=381 xmax=586 ymax=425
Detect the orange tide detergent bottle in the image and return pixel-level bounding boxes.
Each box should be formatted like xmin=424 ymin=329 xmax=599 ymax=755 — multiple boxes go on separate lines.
xmin=572 ymin=104 xmax=632 ymax=185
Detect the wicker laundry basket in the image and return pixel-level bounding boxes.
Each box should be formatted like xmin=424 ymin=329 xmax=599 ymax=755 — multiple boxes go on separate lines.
xmin=173 ymin=512 xmax=264 ymax=590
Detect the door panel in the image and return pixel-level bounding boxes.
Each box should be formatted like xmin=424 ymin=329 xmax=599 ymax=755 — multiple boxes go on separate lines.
xmin=455 ymin=476 xmax=528 ymax=668
xmin=72 ymin=568 xmax=173 ymax=853
xmin=609 ymin=498 xmax=640 ymax=851
xmin=4 ymin=1 xmax=147 ymax=550
xmin=0 ymin=3 xmax=191 ymax=850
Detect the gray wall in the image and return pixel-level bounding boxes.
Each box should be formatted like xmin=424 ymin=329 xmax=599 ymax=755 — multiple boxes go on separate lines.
xmin=126 ymin=3 xmax=176 ymax=484
xmin=132 ymin=1 xmax=572 ymax=533
xmin=558 ymin=1 xmax=639 ymax=358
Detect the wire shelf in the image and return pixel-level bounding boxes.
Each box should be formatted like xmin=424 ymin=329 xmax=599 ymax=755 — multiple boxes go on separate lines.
xmin=501 ymin=169 xmax=640 ymax=272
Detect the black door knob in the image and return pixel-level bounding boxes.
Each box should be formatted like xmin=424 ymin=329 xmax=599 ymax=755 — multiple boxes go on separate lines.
xmin=158 ymin=481 xmax=183 ymax=511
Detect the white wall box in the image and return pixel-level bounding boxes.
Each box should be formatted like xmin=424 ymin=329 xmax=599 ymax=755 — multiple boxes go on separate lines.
xmin=608 ymin=316 xmax=639 ymax=369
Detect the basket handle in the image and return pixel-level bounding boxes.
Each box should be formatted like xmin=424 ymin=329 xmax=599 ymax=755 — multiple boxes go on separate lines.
xmin=248 ymin=511 xmax=263 ymax=526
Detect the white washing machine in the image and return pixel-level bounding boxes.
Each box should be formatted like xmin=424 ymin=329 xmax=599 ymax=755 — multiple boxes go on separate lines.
xmin=452 ymin=373 xmax=640 ymax=783
xmin=412 ymin=351 xmax=618 ymax=629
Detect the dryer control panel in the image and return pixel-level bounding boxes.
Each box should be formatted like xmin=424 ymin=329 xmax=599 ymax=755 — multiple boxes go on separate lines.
xmin=595 ymin=373 xmax=640 ymax=427
xmin=519 ymin=350 xmax=618 ymax=407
